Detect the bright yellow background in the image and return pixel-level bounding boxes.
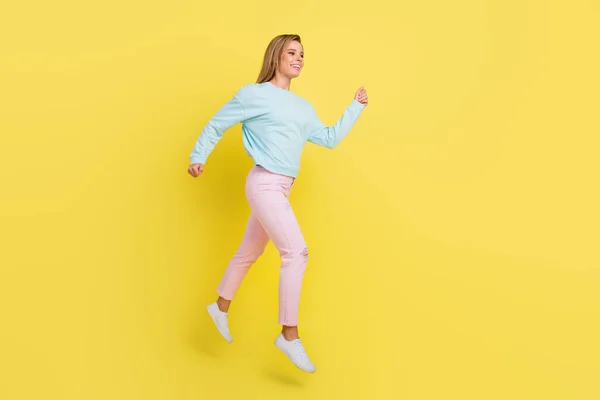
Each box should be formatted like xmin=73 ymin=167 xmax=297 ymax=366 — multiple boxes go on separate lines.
xmin=1 ymin=0 xmax=599 ymax=399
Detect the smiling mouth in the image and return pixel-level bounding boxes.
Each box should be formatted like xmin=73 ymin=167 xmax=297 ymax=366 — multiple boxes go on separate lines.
xmin=291 ymin=64 xmax=301 ymax=70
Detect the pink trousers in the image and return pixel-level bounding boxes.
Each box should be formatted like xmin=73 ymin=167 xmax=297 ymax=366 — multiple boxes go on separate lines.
xmin=217 ymin=165 xmax=308 ymax=326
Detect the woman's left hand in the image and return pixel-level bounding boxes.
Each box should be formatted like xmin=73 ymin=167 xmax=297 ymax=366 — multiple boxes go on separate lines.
xmin=355 ymin=86 xmax=368 ymax=106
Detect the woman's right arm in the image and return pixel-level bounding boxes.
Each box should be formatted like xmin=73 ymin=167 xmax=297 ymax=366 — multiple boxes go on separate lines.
xmin=189 ymin=88 xmax=248 ymax=168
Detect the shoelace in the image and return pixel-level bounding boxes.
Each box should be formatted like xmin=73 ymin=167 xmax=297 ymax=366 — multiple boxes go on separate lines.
xmin=215 ymin=310 xmax=228 ymax=324
xmin=293 ymin=340 xmax=307 ymax=360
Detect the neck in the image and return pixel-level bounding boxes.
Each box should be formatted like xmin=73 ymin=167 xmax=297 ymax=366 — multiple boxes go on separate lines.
xmin=269 ymin=74 xmax=291 ymax=90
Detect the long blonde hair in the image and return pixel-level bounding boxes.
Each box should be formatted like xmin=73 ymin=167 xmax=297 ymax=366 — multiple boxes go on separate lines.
xmin=256 ymin=34 xmax=302 ymax=84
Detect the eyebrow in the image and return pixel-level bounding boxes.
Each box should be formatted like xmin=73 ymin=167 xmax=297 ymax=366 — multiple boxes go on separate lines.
xmin=287 ymin=48 xmax=304 ymax=54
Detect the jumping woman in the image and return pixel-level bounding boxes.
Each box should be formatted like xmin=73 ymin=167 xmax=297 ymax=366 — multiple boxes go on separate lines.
xmin=188 ymin=34 xmax=368 ymax=373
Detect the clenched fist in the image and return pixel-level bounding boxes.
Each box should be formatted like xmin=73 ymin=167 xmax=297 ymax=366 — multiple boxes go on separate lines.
xmin=188 ymin=163 xmax=204 ymax=177
xmin=354 ymin=86 xmax=368 ymax=106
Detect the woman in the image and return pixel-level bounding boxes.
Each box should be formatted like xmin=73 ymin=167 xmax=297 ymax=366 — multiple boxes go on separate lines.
xmin=188 ymin=34 xmax=368 ymax=373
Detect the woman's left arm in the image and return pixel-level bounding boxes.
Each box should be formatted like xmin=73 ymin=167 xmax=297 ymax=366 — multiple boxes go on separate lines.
xmin=307 ymin=87 xmax=368 ymax=149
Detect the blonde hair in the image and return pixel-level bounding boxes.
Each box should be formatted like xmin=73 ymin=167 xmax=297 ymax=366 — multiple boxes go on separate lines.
xmin=256 ymin=34 xmax=302 ymax=84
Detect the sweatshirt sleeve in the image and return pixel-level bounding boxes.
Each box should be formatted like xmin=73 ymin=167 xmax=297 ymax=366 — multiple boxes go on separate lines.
xmin=189 ymin=87 xmax=248 ymax=165
xmin=306 ymin=99 xmax=365 ymax=149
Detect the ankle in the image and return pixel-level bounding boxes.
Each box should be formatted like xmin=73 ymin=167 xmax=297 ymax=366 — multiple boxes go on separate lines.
xmin=216 ymin=297 xmax=230 ymax=313
xmin=282 ymin=326 xmax=299 ymax=341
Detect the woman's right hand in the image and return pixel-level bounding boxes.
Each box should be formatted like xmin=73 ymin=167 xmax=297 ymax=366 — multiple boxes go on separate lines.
xmin=188 ymin=163 xmax=204 ymax=177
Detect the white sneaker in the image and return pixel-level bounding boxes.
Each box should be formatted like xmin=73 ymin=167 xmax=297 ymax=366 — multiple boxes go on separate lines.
xmin=274 ymin=333 xmax=316 ymax=373
xmin=206 ymin=302 xmax=233 ymax=343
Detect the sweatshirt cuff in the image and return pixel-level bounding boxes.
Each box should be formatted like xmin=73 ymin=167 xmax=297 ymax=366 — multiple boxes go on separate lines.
xmin=190 ymin=155 xmax=206 ymax=165
xmin=350 ymin=99 xmax=366 ymax=111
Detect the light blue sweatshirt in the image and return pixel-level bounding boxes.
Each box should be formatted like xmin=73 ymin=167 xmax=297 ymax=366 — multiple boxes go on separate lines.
xmin=190 ymin=81 xmax=365 ymax=178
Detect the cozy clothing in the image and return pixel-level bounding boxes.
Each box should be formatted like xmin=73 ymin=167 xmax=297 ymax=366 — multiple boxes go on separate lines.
xmin=190 ymin=82 xmax=365 ymax=177
xmin=198 ymin=83 xmax=365 ymax=326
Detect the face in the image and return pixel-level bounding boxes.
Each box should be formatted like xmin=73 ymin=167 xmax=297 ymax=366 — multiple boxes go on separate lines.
xmin=278 ymin=40 xmax=304 ymax=79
